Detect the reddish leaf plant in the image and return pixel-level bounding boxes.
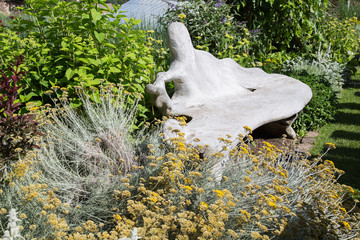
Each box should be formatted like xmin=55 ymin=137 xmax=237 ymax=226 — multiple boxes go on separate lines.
xmin=0 ymin=55 xmax=42 ymax=176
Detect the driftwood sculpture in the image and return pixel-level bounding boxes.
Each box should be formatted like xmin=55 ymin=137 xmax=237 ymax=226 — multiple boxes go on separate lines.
xmin=146 ymin=22 xmax=312 ymax=152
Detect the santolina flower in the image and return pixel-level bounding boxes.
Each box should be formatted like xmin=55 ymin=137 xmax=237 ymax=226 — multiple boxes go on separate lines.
xmin=325 ymin=142 xmax=336 ymax=149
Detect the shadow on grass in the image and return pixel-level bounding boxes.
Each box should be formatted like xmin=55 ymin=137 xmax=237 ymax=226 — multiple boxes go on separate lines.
xmin=333 ymin=112 xmax=360 ymax=125
xmin=320 ymin=86 xmax=360 ymax=188
xmin=330 ymin=130 xmax=360 ymax=140
xmin=335 ymin=102 xmax=360 ymax=110
xmin=324 ymin=147 xmax=360 ymax=187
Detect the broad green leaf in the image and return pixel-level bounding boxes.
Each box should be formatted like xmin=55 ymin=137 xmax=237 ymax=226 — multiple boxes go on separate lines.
xmin=76 ymin=68 xmax=87 ymax=77
xmin=39 ymin=78 xmax=49 ymax=87
xmin=125 ymin=52 xmax=136 ymax=60
xmin=109 ymin=67 xmax=121 ymax=73
xmin=133 ymin=19 xmax=141 ymax=25
xmin=87 ymin=78 xmax=101 ymax=85
xmin=78 ymin=58 xmax=89 ymax=63
xmin=104 ymin=42 xmax=117 ymax=49
xmin=70 ymin=99 xmax=82 ymax=108
xmin=91 ymin=9 xmax=102 ymax=23
xmin=61 ymin=47 xmax=71 ymax=52
xmin=78 ymin=66 xmax=92 ymax=71
xmin=73 ymin=43 xmax=83 ymax=50
xmin=19 ymin=92 xmax=38 ymax=102
xmin=89 ymin=59 xmax=101 ymax=66
xmin=65 ymin=68 xmax=75 ymax=80
xmin=94 ymin=31 xmax=105 ymax=43
xmin=74 ymin=50 xmax=83 ymax=55
xmin=82 ymin=13 xmax=90 ymax=19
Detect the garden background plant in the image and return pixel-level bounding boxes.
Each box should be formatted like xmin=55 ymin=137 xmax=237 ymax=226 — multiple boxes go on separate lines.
xmin=0 ymin=0 xmax=168 ymax=126
xmin=0 ymin=55 xmax=42 ymax=180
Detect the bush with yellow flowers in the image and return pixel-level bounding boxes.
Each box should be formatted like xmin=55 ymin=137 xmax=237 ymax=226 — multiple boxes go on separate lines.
xmin=0 ymin=84 xmax=359 ymax=239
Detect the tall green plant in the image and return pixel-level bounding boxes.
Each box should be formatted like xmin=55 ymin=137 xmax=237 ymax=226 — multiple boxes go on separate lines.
xmin=336 ymin=0 xmax=360 ymax=18
xmin=229 ymin=0 xmax=329 ymax=52
xmin=0 ymin=0 xmax=158 ymax=124
xmin=160 ymin=0 xmax=254 ymax=66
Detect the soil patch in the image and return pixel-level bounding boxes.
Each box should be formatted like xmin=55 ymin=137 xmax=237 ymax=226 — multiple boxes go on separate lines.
xmin=251 ymin=131 xmax=319 ymax=154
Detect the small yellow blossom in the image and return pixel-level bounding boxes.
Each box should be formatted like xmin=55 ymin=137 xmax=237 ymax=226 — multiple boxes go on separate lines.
xmin=178 ymin=13 xmax=186 ymax=19
xmin=243 ymin=125 xmax=252 ymax=133
xmin=14 ymin=148 xmax=23 ymax=153
xmin=325 ymin=142 xmax=336 ymax=149
xmin=113 ymin=214 xmax=122 ymax=222
xmin=199 ymin=202 xmax=208 ymax=211
xmin=260 ymin=209 xmax=269 ymax=216
xmin=251 ymin=231 xmax=262 ymax=239
xmin=244 ymin=176 xmax=251 ymax=182
xmin=183 ymin=186 xmax=193 ymax=193
xmin=213 ymin=189 xmax=225 ymax=198
xmin=341 ymin=221 xmax=351 ymax=230
xmin=0 ymin=208 xmax=7 ymax=214
xmin=197 ymin=188 xmax=205 ymax=194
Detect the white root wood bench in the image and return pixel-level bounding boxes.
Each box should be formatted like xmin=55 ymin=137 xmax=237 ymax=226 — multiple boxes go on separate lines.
xmin=146 ymin=22 xmax=312 ymax=153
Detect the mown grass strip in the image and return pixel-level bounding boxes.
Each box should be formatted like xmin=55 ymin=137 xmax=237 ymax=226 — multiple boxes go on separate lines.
xmin=311 ymin=70 xmax=360 ymax=189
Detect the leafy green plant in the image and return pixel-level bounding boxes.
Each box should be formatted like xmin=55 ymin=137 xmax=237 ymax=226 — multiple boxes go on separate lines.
xmin=229 ymin=0 xmax=329 ymax=52
xmin=282 ymin=48 xmax=345 ymax=94
xmin=280 ymin=48 xmax=346 ymax=135
xmin=0 ymin=0 xmax=159 ymax=125
xmin=317 ymin=16 xmax=360 ymax=63
xmin=160 ymin=0 xmax=254 ymax=66
xmin=0 ymin=55 xmax=42 ymax=177
xmin=290 ymin=74 xmax=337 ymax=136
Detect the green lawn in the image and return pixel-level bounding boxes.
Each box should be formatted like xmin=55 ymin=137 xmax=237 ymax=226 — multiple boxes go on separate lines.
xmin=311 ymin=70 xmax=360 ymax=189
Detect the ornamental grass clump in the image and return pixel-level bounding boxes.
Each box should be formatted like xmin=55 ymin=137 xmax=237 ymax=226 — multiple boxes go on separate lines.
xmin=31 ymin=83 xmax=165 ymax=224
xmin=0 ymin=84 xmax=359 ymax=239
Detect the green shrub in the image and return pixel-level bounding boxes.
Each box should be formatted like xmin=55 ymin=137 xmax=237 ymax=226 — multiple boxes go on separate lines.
xmin=227 ymin=0 xmax=360 ymax=66
xmin=282 ymin=48 xmax=345 ymax=94
xmin=229 ymin=0 xmax=329 ymax=53
xmin=160 ymin=0 xmax=254 ymax=66
xmin=280 ymin=48 xmax=347 ymax=135
xmin=292 ymin=74 xmax=337 ymax=136
xmin=0 ymin=0 xmax=159 ymax=125
xmin=317 ymin=16 xmax=360 ymax=63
